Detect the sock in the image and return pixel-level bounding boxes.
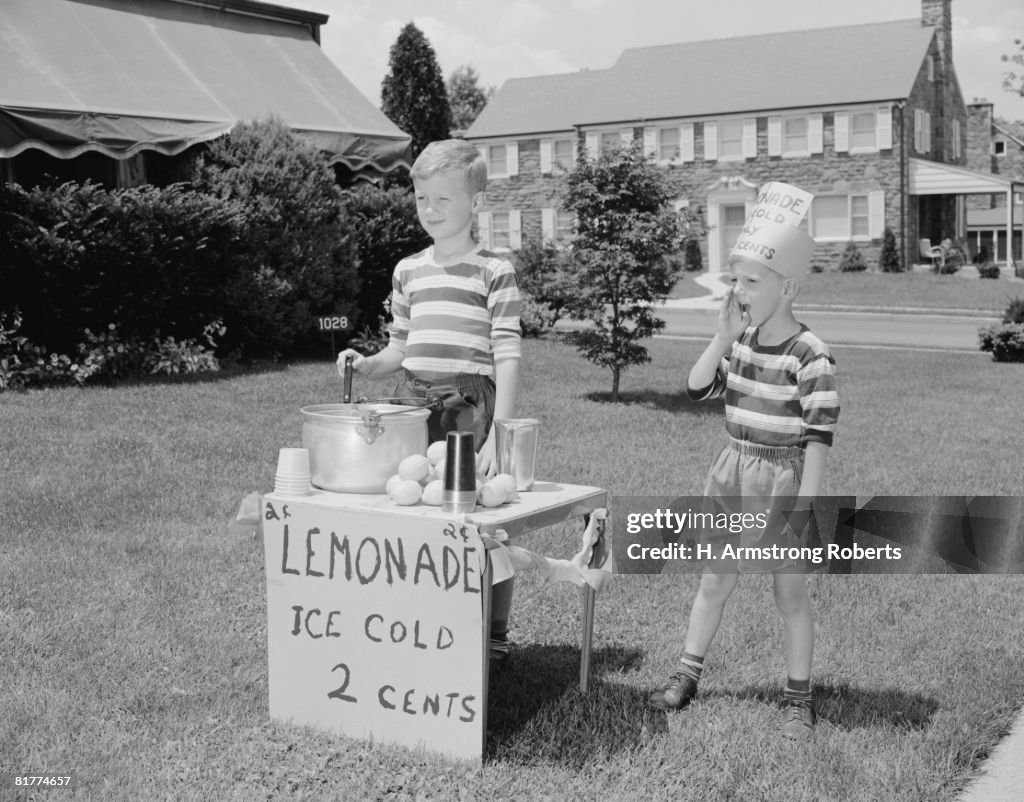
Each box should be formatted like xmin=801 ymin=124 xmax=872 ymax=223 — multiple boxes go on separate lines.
xmin=489 ymin=622 xmax=508 ymax=645
xmin=678 ymin=651 xmax=705 ymax=683
xmin=784 ymin=677 xmax=812 ymax=704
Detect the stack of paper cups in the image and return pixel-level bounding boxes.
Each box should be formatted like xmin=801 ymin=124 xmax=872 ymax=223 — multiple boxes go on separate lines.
xmin=275 ymin=447 xmax=312 ymax=497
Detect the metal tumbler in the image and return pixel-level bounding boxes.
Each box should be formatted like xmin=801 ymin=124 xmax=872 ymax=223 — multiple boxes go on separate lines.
xmin=442 ymin=431 xmax=477 ymax=514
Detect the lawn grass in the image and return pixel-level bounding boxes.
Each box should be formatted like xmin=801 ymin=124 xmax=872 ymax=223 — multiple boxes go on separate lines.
xmin=670 ymin=269 xmax=1024 ymax=313
xmin=2 ymin=337 xmax=1023 ymax=801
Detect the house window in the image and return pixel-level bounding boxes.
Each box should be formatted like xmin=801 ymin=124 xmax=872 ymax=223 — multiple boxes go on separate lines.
xmin=994 ymin=141 xmax=1006 ymax=157
xmin=554 ymin=138 xmax=575 ymax=169
xmin=783 ymin=117 xmax=808 ymax=155
xmin=850 ymin=112 xmax=876 ymax=151
xmin=600 ymin=132 xmax=621 ymax=153
xmin=491 ymin=211 xmax=511 ymax=249
xmin=914 ymin=109 xmax=931 ymax=153
xmin=811 ymin=194 xmax=871 ymax=240
xmin=719 ymin=120 xmax=744 ymax=159
xmin=556 ymin=211 xmax=574 ymax=241
xmin=658 ymin=126 xmax=680 ymax=161
xmin=478 ymin=142 xmax=518 ymax=178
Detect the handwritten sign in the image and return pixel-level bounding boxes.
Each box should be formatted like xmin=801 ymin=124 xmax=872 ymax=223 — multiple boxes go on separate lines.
xmin=261 ymin=497 xmax=488 ymax=761
xmin=730 ymin=181 xmax=815 ymax=276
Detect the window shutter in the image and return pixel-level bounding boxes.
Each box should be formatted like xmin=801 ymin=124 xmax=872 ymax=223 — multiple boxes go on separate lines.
xmin=834 ymin=112 xmax=849 ymax=153
xmin=643 ymin=127 xmax=657 ymax=158
xmin=540 ymin=139 xmax=553 ymax=174
xmin=768 ymin=117 xmax=782 ymax=156
xmin=506 ymin=141 xmax=519 ymax=176
xmin=477 ymin=212 xmax=492 ymax=249
xmin=868 ymin=190 xmax=885 ymax=238
xmin=877 ymin=106 xmax=892 ymax=150
xmin=541 ymin=208 xmax=556 ymax=242
xmin=509 ymin=210 xmax=522 ymax=250
xmin=585 ymin=132 xmax=599 ymax=160
xmin=621 ymin=127 xmax=634 ymax=145
xmin=924 ymin=111 xmax=931 ymax=153
xmin=953 ymin=119 xmax=962 ymax=158
xmin=477 ymin=145 xmax=488 ymax=165
xmin=681 ymin=124 xmax=695 ymax=162
xmin=742 ymin=118 xmax=757 ymax=158
xmin=809 ymin=113 xmax=823 ymax=154
xmin=913 ymin=110 xmax=923 ymax=152
xmin=703 ymin=122 xmax=718 ymax=161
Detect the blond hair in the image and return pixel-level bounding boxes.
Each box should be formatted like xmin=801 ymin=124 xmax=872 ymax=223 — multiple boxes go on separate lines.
xmin=411 ymin=139 xmax=487 ymax=194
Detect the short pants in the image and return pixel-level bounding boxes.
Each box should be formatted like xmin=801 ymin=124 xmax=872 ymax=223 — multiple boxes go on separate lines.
xmin=393 ymin=370 xmax=496 ymax=452
xmin=699 ymin=437 xmax=812 ymax=573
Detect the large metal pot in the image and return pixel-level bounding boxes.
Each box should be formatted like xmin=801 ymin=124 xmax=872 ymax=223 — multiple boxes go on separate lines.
xmin=300 ymin=403 xmax=429 ymax=493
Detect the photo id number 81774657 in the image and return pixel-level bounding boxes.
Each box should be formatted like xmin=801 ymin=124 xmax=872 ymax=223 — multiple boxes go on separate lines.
xmin=6 ymin=774 xmax=78 ymax=788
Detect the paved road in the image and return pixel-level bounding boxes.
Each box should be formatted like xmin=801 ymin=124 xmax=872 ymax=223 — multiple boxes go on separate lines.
xmin=653 ymin=307 xmax=998 ymax=352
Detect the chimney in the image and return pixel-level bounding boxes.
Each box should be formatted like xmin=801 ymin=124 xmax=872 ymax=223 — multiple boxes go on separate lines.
xmin=921 ymin=0 xmax=952 ymax=65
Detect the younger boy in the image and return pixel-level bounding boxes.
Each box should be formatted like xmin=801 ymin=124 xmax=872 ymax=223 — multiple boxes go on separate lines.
xmin=337 ymin=139 xmax=522 ymax=664
xmin=649 ymin=182 xmax=839 ymax=739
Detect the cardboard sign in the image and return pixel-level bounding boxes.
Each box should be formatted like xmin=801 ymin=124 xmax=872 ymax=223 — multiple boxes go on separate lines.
xmin=730 ymin=181 xmax=815 ymax=277
xmin=261 ymin=497 xmax=487 ymax=761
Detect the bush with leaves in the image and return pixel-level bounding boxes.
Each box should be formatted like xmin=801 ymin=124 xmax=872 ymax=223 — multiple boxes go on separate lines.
xmin=978 ymin=296 xmax=1024 ymax=362
xmin=340 ymin=184 xmax=431 ymax=329
xmin=879 ymin=226 xmax=901 ymax=272
xmin=839 ymin=240 xmax=867 ymax=272
xmin=190 ymin=118 xmax=359 ymax=357
xmin=559 ymin=142 xmax=691 ymax=400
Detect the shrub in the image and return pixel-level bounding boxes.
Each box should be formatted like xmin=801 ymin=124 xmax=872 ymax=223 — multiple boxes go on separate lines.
xmin=511 ymin=240 xmax=575 ymax=328
xmin=879 ymin=226 xmax=902 ymax=272
xmin=0 ymin=181 xmax=247 ymax=355
xmin=684 ymin=238 xmax=704 ymax=272
xmin=979 ymin=322 xmax=1024 ymax=362
xmin=519 ymin=293 xmax=558 ymax=338
xmin=839 ymin=240 xmax=867 ymax=272
xmin=1003 ymin=297 xmax=1024 ymax=324
xmin=977 ymin=262 xmax=1001 ymax=279
xmin=340 ymin=184 xmax=431 ymax=329
xmin=190 ymin=118 xmax=359 ymax=357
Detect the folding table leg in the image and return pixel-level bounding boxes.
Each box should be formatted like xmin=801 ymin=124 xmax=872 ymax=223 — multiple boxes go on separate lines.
xmin=580 ymin=584 xmax=596 ymax=693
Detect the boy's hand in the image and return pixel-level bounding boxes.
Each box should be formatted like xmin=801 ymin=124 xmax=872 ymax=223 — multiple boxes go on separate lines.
xmin=476 ymin=436 xmax=497 ymax=478
xmin=717 ymin=287 xmax=751 ymax=343
xmin=336 ymin=348 xmax=367 ymax=375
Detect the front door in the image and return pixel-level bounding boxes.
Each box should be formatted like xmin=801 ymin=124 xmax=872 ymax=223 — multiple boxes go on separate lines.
xmin=720 ymin=204 xmax=747 ymax=266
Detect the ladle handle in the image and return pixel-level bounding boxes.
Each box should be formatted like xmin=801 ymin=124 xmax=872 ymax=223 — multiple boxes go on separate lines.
xmin=342 ymin=355 xmax=353 ymax=404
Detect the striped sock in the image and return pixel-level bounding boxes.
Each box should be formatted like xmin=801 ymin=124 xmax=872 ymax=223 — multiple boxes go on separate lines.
xmin=678 ymin=651 xmax=705 ymax=683
xmin=784 ymin=677 xmax=812 ymax=704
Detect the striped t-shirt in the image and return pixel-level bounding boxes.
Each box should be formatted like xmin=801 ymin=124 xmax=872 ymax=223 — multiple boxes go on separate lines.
xmin=689 ymin=325 xmax=839 ymax=447
xmin=388 ymin=245 xmax=522 ymax=380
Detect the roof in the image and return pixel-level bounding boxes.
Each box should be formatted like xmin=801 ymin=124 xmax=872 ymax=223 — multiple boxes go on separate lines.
xmin=909 ymin=157 xmax=1024 ymax=195
xmin=467 ymin=19 xmax=936 ymax=139
xmin=0 ymin=0 xmax=411 ymax=173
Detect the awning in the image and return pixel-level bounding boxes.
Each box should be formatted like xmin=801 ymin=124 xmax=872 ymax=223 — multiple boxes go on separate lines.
xmin=0 ymin=0 xmax=412 ymax=174
xmin=908 ymin=157 xmax=1024 ymax=195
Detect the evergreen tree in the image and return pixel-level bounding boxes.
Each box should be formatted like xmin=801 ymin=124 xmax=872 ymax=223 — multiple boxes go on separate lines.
xmin=447 ymin=65 xmax=493 ymax=132
xmin=381 ymin=23 xmax=451 ymax=159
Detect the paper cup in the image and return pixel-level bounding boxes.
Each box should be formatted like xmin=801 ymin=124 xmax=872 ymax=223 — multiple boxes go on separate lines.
xmin=276 ymin=447 xmax=310 ymax=475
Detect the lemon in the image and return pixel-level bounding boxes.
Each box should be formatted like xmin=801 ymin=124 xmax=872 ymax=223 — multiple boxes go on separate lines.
xmin=385 ymin=474 xmax=403 ymax=499
xmin=398 ymin=453 xmax=430 ymax=482
xmin=434 ymin=458 xmax=446 ymax=482
xmin=478 ymin=482 xmax=507 ymax=508
xmin=426 ymin=441 xmax=447 ymax=465
xmin=421 ymin=479 xmax=443 ymax=506
xmin=491 ymin=473 xmax=518 ymax=499
xmin=392 ymin=478 xmax=423 ymax=506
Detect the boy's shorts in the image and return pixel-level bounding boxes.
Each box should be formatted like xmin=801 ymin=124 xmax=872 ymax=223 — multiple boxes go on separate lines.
xmin=699 ymin=437 xmax=812 ymax=574
xmin=393 ymin=370 xmax=496 ymax=452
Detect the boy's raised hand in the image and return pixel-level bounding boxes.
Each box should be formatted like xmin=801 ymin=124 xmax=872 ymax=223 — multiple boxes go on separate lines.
xmin=717 ymin=287 xmax=751 ymax=343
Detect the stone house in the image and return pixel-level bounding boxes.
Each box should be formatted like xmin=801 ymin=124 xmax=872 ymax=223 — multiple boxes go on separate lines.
xmin=465 ymin=0 xmax=1021 ymax=271
xmin=965 ymin=101 xmax=1024 ymax=262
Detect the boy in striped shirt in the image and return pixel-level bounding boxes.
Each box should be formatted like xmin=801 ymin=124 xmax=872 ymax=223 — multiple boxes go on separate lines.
xmin=337 ymin=139 xmax=522 ymax=664
xmin=649 ymin=182 xmax=839 ymax=739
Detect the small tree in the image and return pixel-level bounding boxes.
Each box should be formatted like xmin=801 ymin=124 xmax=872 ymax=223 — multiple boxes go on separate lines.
xmin=447 ymin=65 xmax=493 ymax=132
xmin=879 ymin=226 xmax=901 ymax=272
xmin=560 ymin=142 xmax=691 ymax=401
xmin=381 ymin=23 xmax=451 ymax=159
xmin=1002 ymin=37 xmax=1024 ymax=98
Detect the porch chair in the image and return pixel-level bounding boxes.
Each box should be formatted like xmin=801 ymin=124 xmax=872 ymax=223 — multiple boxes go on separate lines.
xmin=919 ymin=238 xmax=944 ymax=268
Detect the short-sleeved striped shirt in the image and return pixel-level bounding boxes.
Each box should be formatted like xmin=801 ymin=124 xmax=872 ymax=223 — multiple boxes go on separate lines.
xmin=690 ymin=325 xmax=839 ymax=447
xmin=388 ymin=245 xmax=522 ymax=380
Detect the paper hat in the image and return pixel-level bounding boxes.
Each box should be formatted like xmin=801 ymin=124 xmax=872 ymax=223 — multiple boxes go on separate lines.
xmin=729 ymin=181 xmax=816 ymax=278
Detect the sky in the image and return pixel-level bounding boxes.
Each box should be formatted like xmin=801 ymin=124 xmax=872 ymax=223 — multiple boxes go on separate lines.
xmin=273 ymin=0 xmax=1024 ymax=124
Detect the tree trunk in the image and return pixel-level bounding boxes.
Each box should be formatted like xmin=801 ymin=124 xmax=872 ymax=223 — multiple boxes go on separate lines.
xmin=611 ymin=367 xmax=620 ymax=403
